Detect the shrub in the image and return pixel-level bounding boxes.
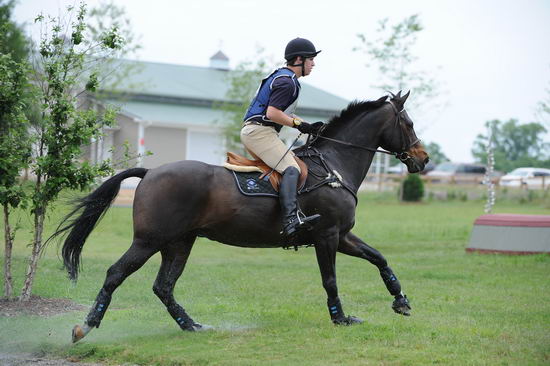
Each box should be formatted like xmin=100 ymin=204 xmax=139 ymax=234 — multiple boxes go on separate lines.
xmin=401 ymin=174 xmax=424 ymax=202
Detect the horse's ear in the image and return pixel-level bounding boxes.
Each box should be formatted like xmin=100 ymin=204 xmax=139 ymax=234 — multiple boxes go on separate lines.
xmin=402 ymin=90 xmax=410 ymax=104
xmin=392 ymin=90 xmax=410 ymax=110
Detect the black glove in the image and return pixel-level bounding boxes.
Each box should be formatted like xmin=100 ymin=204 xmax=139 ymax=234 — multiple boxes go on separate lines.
xmin=296 ymin=121 xmax=324 ymax=135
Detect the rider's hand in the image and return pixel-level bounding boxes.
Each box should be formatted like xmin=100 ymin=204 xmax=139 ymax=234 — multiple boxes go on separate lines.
xmin=296 ymin=121 xmax=324 ymax=135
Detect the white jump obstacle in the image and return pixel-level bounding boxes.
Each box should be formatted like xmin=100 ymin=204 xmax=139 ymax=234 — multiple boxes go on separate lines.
xmin=467 ymin=214 xmax=550 ymax=254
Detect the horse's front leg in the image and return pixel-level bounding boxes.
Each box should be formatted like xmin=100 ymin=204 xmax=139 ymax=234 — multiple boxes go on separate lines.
xmin=314 ymin=229 xmax=363 ymax=325
xmin=338 ymin=231 xmax=411 ymax=316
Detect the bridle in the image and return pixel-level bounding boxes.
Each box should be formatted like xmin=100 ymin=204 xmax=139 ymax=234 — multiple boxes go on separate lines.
xmin=306 ymin=100 xmax=420 ymax=163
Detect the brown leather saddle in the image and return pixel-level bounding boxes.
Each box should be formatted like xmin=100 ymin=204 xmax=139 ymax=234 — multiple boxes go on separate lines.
xmin=223 ymin=152 xmax=308 ymax=192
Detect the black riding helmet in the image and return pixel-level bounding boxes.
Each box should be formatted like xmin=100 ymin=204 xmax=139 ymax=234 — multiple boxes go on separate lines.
xmin=285 ymin=38 xmax=321 ymax=75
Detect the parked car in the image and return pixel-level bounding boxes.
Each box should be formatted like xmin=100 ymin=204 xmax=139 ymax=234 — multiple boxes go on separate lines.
xmin=499 ymin=167 xmax=550 ymax=189
xmin=386 ymin=161 xmax=435 ymax=175
xmin=426 ymin=162 xmax=501 ymax=183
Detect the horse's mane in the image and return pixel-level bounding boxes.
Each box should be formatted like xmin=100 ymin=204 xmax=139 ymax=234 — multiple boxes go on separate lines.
xmin=293 ymin=96 xmax=389 ymax=153
xmin=319 ymin=96 xmax=388 ymax=139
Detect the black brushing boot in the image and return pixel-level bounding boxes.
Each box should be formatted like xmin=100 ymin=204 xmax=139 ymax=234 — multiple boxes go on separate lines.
xmin=279 ymin=166 xmax=321 ymax=238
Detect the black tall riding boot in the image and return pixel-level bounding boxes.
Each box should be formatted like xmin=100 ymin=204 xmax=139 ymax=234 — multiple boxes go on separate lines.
xmin=279 ymin=167 xmax=321 ymax=238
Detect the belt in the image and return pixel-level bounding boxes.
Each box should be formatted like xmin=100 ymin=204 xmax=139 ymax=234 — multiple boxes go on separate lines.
xmin=243 ymin=120 xmax=278 ymax=128
xmin=242 ymin=120 xmax=282 ymax=133
xmin=243 ymin=120 xmax=264 ymax=127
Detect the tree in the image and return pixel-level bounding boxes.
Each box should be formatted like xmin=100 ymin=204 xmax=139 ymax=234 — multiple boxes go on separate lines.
xmin=536 ymin=65 xmax=550 ymax=130
xmin=0 ymin=52 xmax=32 ymax=299
xmin=471 ymin=119 xmax=550 ymax=173
xmin=354 ymin=14 xmax=444 ymax=124
xmin=18 ymin=3 xmax=124 ymax=300
xmin=424 ymin=141 xmax=448 ymax=165
xmin=0 ymin=0 xmax=28 ymax=63
xmin=85 ymin=0 xmax=144 ymax=98
xmin=0 ymin=0 xmax=33 ymax=299
xmin=215 ymin=48 xmax=273 ymax=154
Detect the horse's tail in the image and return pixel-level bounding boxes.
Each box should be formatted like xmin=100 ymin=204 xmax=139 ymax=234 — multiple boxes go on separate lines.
xmin=51 ymin=168 xmax=148 ymax=282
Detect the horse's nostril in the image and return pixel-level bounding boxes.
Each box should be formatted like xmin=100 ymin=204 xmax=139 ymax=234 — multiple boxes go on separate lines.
xmin=424 ymin=157 xmax=430 ymax=165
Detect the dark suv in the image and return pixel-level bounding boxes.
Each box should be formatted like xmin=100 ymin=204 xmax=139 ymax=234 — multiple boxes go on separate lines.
xmin=426 ymin=162 xmax=499 ymax=183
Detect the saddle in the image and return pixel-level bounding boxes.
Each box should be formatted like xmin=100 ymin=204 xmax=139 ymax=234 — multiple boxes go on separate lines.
xmin=223 ymin=152 xmax=308 ymax=192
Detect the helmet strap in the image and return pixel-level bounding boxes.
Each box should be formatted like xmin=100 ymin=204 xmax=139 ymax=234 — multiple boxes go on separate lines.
xmin=288 ymin=56 xmax=305 ymax=77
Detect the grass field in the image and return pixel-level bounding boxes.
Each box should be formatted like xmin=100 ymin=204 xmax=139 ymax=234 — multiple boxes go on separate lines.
xmin=1 ymin=192 xmax=549 ymax=365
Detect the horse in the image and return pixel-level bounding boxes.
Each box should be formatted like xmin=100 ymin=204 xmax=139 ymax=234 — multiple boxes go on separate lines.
xmin=51 ymin=91 xmax=429 ymax=342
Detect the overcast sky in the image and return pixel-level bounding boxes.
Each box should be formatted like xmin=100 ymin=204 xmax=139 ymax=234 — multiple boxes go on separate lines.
xmin=13 ymin=0 xmax=550 ymax=163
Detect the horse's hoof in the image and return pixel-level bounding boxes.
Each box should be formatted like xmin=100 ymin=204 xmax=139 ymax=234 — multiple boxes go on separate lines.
xmin=72 ymin=325 xmax=85 ymax=343
xmin=72 ymin=323 xmax=92 ymax=343
xmin=333 ymin=315 xmax=364 ymax=326
xmin=345 ymin=315 xmax=364 ymax=324
xmin=392 ymin=295 xmax=411 ymax=316
xmin=193 ymin=323 xmax=213 ymax=331
xmin=181 ymin=322 xmax=212 ymax=332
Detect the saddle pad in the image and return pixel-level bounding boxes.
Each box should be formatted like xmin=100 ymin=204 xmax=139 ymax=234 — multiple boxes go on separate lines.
xmin=232 ymin=171 xmax=278 ymax=197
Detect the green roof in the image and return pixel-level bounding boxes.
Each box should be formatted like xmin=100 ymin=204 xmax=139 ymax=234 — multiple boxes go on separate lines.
xmin=107 ymin=99 xmax=224 ymax=127
xmin=107 ymin=99 xmax=337 ymax=128
xmin=107 ymin=59 xmax=349 ymax=112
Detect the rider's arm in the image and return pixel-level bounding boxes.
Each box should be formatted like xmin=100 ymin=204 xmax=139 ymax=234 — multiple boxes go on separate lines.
xmin=266 ymin=106 xmax=298 ymax=127
xmin=266 ymin=78 xmax=302 ymax=127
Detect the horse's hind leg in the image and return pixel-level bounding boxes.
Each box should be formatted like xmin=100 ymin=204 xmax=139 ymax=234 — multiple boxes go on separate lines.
xmin=72 ymin=238 xmax=158 ymax=342
xmin=153 ymin=235 xmax=203 ymax=331
xmin=338 ymin=232 xmax=411 ymax=316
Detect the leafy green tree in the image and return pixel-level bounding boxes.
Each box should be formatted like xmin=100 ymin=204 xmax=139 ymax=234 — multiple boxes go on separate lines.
xmin=85 ymin=0 xmax=144 ymax=98
xmin=424 ymin=141 xmax=449 ymax=165
xmin=0 ymin=52 xmax=32 ymax=298
xmin=215 ymin=48 xmax=273 ymax=155
xmin=472 ymin=119 xmax=550 ymax=173
xmin=0 ymin=0 xmax=28 ymax=63
xmin=0 ymin=0 xmax=33 ymax=299
xmin=354 ymin=14 xmax=444 ymax=123
xmin=536 ymin=65 xmax=550 ymax=129
xmin=19 ymin=3 xmax=124 ymax=300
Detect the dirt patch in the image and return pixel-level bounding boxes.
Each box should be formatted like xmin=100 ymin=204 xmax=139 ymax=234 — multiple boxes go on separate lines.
xmin=0 ymin=353 xmax=106 ymax=366
xmin=0 ymin=295 xmax=87 ymax=318
xmin=0 ymin=297 xmax=127 ymax=365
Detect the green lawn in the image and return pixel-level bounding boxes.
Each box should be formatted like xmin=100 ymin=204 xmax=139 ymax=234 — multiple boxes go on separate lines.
xmin=1 ymin=193 xmax=549 ymax=365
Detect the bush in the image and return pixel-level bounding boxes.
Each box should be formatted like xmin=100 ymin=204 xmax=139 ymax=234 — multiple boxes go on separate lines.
xmin=401 ymin=173 xmax=424 ymax=202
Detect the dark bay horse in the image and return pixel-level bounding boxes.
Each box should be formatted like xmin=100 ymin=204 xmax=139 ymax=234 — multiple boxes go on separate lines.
xmin=53 ymin=91 xmax=429 ymax=342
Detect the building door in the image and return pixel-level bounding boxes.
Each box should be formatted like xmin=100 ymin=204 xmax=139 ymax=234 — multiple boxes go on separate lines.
xmin=186 ymin=130 xmax=224 ymax=165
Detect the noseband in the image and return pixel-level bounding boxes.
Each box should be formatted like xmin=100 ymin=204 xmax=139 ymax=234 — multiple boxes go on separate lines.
xmin=308 ymin=100 xmax=420 ymax=163
xmin=387 ymin=100 xmax=420 ymax=163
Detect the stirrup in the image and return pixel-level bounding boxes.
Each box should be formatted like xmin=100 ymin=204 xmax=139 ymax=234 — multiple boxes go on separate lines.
xmin=297 ymin=210 xmax=321 ymax=229
xmin=282 ymin=211 xmax=321 ymax=237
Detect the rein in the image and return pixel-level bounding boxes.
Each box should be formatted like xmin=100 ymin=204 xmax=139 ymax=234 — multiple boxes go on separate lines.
xmin=295 ymin=98 xmax=421 ymax=202
xmin=306 ymin=100 xmax=419 ymax=163
xmin=312 ymin=134 xmax=395 ymax=155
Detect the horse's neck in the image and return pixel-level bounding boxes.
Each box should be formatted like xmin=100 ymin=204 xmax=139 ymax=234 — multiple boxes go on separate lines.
xmin=316 ymin=118 xmax=381 ymax=192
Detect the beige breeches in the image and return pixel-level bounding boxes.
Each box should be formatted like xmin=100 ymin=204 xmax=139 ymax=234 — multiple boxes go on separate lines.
xmin=240 ymin=124 xmax=301 ymax=174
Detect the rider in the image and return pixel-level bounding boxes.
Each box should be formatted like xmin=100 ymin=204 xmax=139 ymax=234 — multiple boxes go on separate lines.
xmin=241 ymin=37 xmax=324 ymax=239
